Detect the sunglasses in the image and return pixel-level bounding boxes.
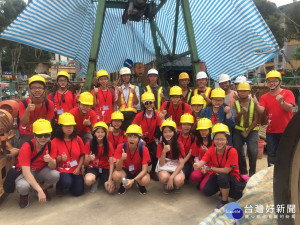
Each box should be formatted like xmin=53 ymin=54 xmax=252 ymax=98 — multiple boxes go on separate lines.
xmin=35 ymin=133 xmax=51 ymax=138
xmin=144 ymin=101 xmax=154 ymax=105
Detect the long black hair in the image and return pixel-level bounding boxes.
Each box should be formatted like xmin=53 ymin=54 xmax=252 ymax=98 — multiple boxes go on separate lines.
xmin=196 ymin=128 xmax=212 ymax=148
xmin=91 ymin=127 xmax=109 ymax=157
xmin=161 ymin=126 xmax=180 ymax=160
xmin=54 ymin=125 xmax=77 ymax=140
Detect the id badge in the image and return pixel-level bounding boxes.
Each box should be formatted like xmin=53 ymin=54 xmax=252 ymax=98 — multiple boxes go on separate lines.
xmin=129 ymin=164 xmax=134 ymax=172
xmin=70 ymin=160 xmax=78 ymax=167
xmin=57 ymin=109 xmax=64 ymax=115
xmin=99 ymin=168 xmax=103 ymax=173
xmin=103 ymin=105 xmax=109 ymax=111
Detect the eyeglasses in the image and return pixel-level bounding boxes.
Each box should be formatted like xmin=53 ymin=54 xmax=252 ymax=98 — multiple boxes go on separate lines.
xmin=30 ymin=87 xmax=45 ymax=90
xmin=35 ymin=133 xmax=51 ymax=138
xmin=266 ymin=80 xmax=279 ymax=84
xmin=144 ymin=101 xmax=154 ymax=105
xmin=214 ymin=138 xmax=227 ymax=142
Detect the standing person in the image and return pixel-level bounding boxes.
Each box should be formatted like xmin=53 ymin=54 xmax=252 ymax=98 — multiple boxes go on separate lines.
xmin=47 ymin=71 xmax=77 ymax=125
xmin=159 ymin=86 xmax=192 ymax=130
xmin=178 ymin=113 xmax=195 ymax=182
xmin=253 ymin=70 xmax=295 ymax=166
xmin=15 ymin=119 xmax=59 ymax=208
xmin=116 ymin=67 xmax=140 ymax=131
xmin=143 ymin=68 xmax=169 ymax=112
xmin=70 ymin=92 xmax=97 ymax=144
xmin=108 ymin=111 xmax=126 ymax=150
xmin=178 ymin=72 xmax=192 ymax=104
xmin=190 ymin=118 xmax=213 ymax=189
xmin=218 ymin=74 xmax=237 ymax=108
xmin=156 ymin=119 xmax=186 ymax=193
xmin=19 ymin=75 xmax=54 ymax=146
xmin=192 ymin=71 xmax=212 ymax=107
xmin=234 ymin=75 xmax=248 ymax=91
xmin=232 ymin=82 xmax=259 ymax=176
xmin=190 ymin=95 xmax=205 ymax=133
xmin=200 ymin=88 xmax=235 ymax=146
xmin=132 ymin=92 xmax=162 ymax=181
xmin=53 ymin=113 xmax=85 ymax=197
xmin=92 ymin=69 xmax=116 ymax=124
xmin=84 ymin=122 xmax=115 ymax=194
xmin=193 ymin=123 xmax=244 ymax=209
xmin=112 ymin=124 xmax=151 ymax=195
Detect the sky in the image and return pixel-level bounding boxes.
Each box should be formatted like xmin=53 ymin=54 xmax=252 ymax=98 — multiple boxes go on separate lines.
xmin=269 ymin=0 xmax=296 ymax=6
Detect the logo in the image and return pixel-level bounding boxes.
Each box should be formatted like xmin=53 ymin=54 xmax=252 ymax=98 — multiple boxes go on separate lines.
xmin=225 ymin=202 xmax=243 ymax=219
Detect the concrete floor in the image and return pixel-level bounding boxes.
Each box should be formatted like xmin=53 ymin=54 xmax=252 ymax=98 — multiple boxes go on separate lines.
xmin=0 ymin=154 xmax=268 ymax=225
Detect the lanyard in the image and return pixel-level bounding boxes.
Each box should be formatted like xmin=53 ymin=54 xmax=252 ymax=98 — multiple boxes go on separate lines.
xmin=144 ymin=116 xmax=153 ymax=136
xmin=33 ymin=100 xmax=44 ymax=120
xmin=56 ymin=91 xmax=68 ymax=108
xmin=112 ymin=133 xmax=120 ymax=149
xmin=64 ymin=140 xmax=73 ymax=160
xmin=171 ymin=103 xmax=180 ymax=124
xmin=212 ymin=113 xmax=218 ymax=124
xmin=100 ymin=89 xmax=109 ymax=105
xmin=129 ymin=145 xmax=138 ymax=163
xmin=180 ymin=133 xmax=190 ymax=147
xmin=215 ymin=148 xmax=226 ymax=168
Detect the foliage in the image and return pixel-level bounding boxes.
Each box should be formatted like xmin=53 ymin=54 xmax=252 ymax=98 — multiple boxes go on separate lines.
xmin=292 ymin=45 xmax=300 ymax=60
xmin=280 ymin=2 xmax=300 ymax=40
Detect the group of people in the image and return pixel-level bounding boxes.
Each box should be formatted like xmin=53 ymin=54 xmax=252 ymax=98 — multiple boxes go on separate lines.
xmin=15 ymin=67 xmax=295 ymax=210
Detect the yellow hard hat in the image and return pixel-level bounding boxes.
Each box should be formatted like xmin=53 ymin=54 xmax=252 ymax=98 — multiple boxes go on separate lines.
xmin=211 ymin=88 xmax=225 ymax=98
xmin=191 ymin=95 xmax=205 ymax=105
xmin=180 ymin=113 xmax=194 ymax=124
xmin=111 ymin=111 xmax=124 ymax=121
xmin=79 ymin=92 xmax=94 ymax=105
xmin=93 ymin=121 xmax=108 ymax=132
xmin=97 ymin=69 xmax=109 ymax=78
xmin=33 ymin=119 xmax=52 ymax=134
xmin=237 ymin=82 xmax=251 ymax=91
xmin=266 ymin=70 xmax=282 ymax=80
xmin=58 ymin=112 xmax=76 ymax=126
xmin=169 ymin=86 xmax=182 ymax=96
xmin=161 ymin=119 xmax=177 ymax=131
xmin=196 ymin=118 xmax=212 ymax=130
xmin=57 ymin=71 xmax=70 ymax=80
xmin=211 ymin=123 xmax=230 ymax=135
xmin=178 ymin=72 xmax=189 ymax=80
xmin=119 ymin=67 xmax=131 ymax=76
xmin=126 ymin=124 xmax=143 ymax=136
xmin=141 ymin=92 xmax=155 ymax=102
xmin=29 ymin=75 xmax=46 ymax=86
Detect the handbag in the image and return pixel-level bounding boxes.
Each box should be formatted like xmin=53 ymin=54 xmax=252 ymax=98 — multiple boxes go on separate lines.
xmin=155 ymin=158 xmax=179 ymax=173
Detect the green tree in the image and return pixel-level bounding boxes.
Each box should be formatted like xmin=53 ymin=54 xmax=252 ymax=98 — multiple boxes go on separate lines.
xmin=280 ymin=2 xmax=300 ymax=40
xmin=293 ymin=45 xmax=300 ymax=60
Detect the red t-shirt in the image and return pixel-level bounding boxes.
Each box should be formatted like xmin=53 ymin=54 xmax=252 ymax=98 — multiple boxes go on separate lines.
xmin=191 ymin=139 xmax=214 ymax=159
xmin=177 ymin=132 xmax=193 ymax=156
xmin=18 ymin=97 xmax=54 ymax=135
xmin=132 ymin=112 xmax=162 ymax=143
xmin=69 ymin=107 xmax=97 ymax=135
xmin=260 ymin=89 xmax=295 ymax=133
xmin=84 ymin=141 xmax=114 ymax=169
xmin=114 ymin=143 xmax=151 ymax=174
xmin=16 ymin=139 xmax=56 ymax=171
xmin=201 ymin=146 xmax=240 ymax=181
xmin=108 ymin=131 xmax=127 ymax=150
xmin=52 ymin=137 xmax=85 ymax=174
xmin=91 ymin=88 xmax=115 ymax=124
xmin=160 ymin=101 xmax=192 ymax=128
xmin=156 ymin=141 xmax=186 ymax=159
xmin=47 ymin=91 xmax=76 ymax=121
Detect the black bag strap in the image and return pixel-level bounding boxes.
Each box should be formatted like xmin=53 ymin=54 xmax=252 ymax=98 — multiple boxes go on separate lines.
xmin=123 ymin=141 xmax=144 ymax=159
xmin=225 ymin=147 xmax=233 ymax=161
xmin=182 ymin=101 xmax=185 ymax=112
xmin=27 ymin=141 xmax=51 ymax=164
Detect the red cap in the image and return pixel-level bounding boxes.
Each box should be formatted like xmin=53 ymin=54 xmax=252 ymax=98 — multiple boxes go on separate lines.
xmin=280 ymin=72 xmax=285 ymax=75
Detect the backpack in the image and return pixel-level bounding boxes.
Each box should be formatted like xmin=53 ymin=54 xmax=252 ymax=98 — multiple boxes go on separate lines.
xmin=166 ymin=101 xmax=185 ymax=113
xmin=51 ymin=91 xmax=75 ymax=105
xmin=95 ymin=87 xmax=115 ymax=105
xmin=177 ymin=131 xmax=196 ymax=144
xmin=17 ymin=98 xmax=49 ymax=127
xmin=122 ymin=140 xmax=144 ymax=159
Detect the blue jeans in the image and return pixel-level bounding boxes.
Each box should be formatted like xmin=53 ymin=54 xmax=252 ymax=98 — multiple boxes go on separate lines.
xmin=266 ymin=133 xmax=282 ymax=166
xmin=56 ymin=173 xmax=84 ymax=196
xmin=233 ymin=130 xmax=258 ymax=176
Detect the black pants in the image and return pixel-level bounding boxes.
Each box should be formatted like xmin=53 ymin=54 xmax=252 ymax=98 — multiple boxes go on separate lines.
xmin=202 ymin=173 xmax=244 ymax=199
xmin=182 ymin=161 xmax=193 ymax=181
xmin=146 ymin=141 xmax=157 ymax=172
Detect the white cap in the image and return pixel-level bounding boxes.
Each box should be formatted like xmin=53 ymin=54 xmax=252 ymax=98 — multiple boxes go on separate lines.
xmin=119 ymin=67 xmax=131 ymax=76
xmin=196 ymin=71 xmax=208 ymax=80
xmin=234 ymin=75 xmax=247 ymax=84
xmin=219 ymin=74 xmax=231 ymax=83
xmin=148 ymin=68 xmax=158 ymax=76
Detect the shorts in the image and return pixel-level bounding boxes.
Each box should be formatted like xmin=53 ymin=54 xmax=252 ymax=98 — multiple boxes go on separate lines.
xmin=123 ymin=168 xmax=142 ymax=179
xmin=86 ymin=168 xmax=109 ymax=183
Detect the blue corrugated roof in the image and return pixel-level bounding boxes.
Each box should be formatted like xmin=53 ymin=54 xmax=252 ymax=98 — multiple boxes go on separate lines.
xmin=0 ymin=0 xmax=279 ymax=81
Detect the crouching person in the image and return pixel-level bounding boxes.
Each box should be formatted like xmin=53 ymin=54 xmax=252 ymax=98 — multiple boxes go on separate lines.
xmin=15 ymin=119 xmax=59 ymax=208
xmin=193 ymin=123 xmax=245 ymax=210
xmin=112 ymin=124 xmax=151 ymax=195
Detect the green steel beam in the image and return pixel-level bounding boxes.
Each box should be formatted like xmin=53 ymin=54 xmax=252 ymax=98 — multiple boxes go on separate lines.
xmin=172 ymin=0 xmax=180 ymax=56
xmin=181 ymin=0 xmax=200 ymax=81
xmin=162 ymin=50 xmax=190 ymax=64
xmin=157 ymin=0 xmax=168 ymax=12
xmin=85 ymin=0 xmax=106 ymax=91
xmin=152 ymin=20 xmax=172 ymax=56
xmin=105 ymin=1 xmax=127 ymax=9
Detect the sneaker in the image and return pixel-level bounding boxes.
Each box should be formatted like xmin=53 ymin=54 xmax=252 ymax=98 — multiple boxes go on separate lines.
xmin=137 ymin=184 xmax=147 ymax=195
xmin=56 ymin=188 xmax=64 ymax=197
xmin=43 ymin=189 xmax=51 ymax=201
xmin=150 ymin=171 xmax=159 ymax=181
xmin=90 ymin=180 xmax=99 ymax=193
xmin=215 ymin=201 xmax=228 ymax=210
xmin=163 ymin=184 xmax=169 ymax=194
xmin=19 ymin=195 xmax=29 ymax=208
xmin=118 ymin=184 xmax=126 ymax=195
